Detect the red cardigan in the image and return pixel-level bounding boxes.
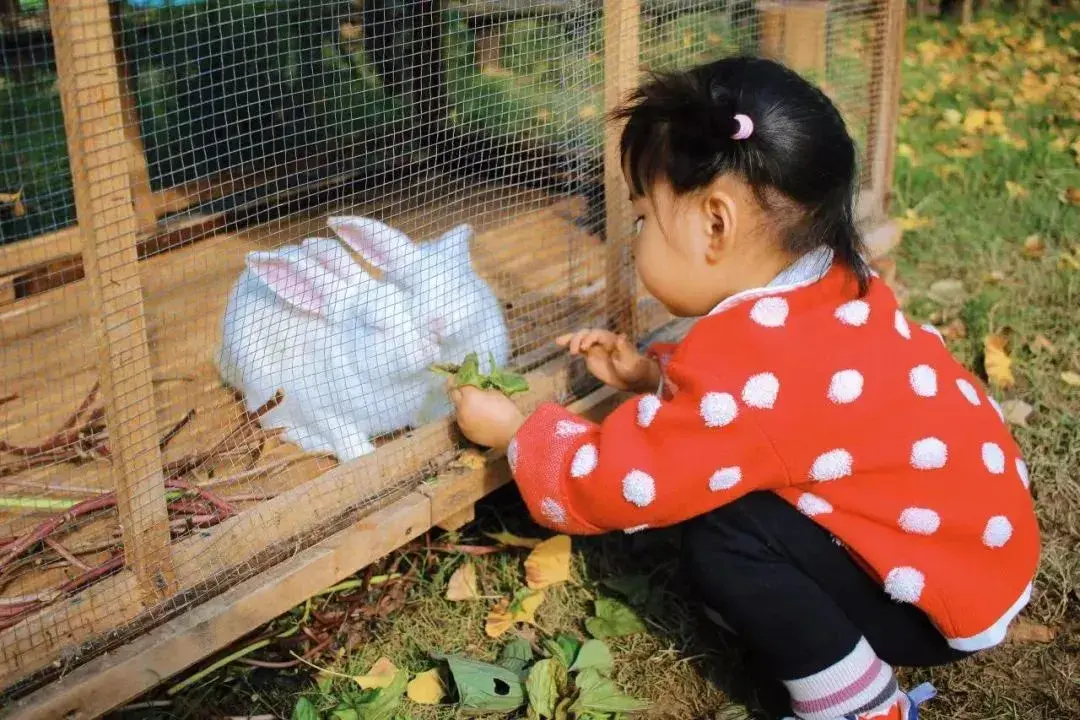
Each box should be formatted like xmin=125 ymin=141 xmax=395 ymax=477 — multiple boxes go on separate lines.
xmin=508 ymin=264 xmax=1039 ymax=652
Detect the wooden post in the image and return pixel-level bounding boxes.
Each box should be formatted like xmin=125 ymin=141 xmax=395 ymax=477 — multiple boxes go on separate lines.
xmin=866 ymin=0 xmax=905 ymax=217
xmin=49 ymin=0 xmax=176 ymax=604
xmin=757 ymin=0 xmax=828 ymax=75
xmin=472 ymin=19 xmax=504 ymax=73
xmin=603 ymin=0 xmax=639 ymax=338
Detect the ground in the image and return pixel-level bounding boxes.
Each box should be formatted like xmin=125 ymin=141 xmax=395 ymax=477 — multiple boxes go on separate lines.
xmin=113 ymin=12 xmax=1079 ymax=720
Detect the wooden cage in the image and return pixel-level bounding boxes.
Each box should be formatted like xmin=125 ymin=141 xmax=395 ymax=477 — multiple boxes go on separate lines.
xmin=0 ymin=0 xmax=904 ymax=715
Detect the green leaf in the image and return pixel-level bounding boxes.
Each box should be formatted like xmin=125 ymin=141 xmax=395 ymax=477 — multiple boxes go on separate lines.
xmin=292 ymin=697 xmax=320 ymax=720
xmin=526 ymin=658 xmax=566 ymax=719
xmin=569 ymin=669 xmax=649 ymax=715
xmin=487 ymin=354 xmax=530 ymax=396
xmin=434 ymin=653 xmax=525 ymax=713
xmin=554 ymin=696 xmax=572 ymax=720
xmin=498 ymin=637 xmax=535 ymax=677
xmin=455 ymin=352 xmax=485 ymax=389
xmin=331 ymin=710 xmax=358 ymax=720
xmin=543 ymin=634 xmax=580 ymax=670
xmin=350 ymin=668 xmax=407 ymax=720
xmin=585 ymin=598 xmax=646 ymax=639
xmin=569 ymin=639 xmax=614 ymax=675
xmin=600 ymin=575 xmax=651 ymax=607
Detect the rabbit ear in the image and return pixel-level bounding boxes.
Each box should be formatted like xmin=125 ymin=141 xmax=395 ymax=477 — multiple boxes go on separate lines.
xmin=327 ymin=216 xmax=418 ymax=275
xmin=301 ymin=237 xmax=359 ymax=280
xmin=432 ymin=224 xmax=474 ymax=264
xmin=246 ymin=251 xmax=330 ymax=317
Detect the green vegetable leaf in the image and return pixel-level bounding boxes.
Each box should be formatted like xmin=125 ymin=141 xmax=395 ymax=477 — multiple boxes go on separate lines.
xmin=344 ymin=668 xmax=407 ymax=720
xmin=554 ymin=696 xmax=572 ymax=720
xmin=498 ymin=636 xmax=535 ymax=677
xmin=569 ymin=669 xmax=649 ymax=715
xmin=600 ymin=575 xmax=651 ymax=607
xmin=434 ymin=653 xmax=525 ymax=713
xmin=456 ymin=352 xmax=485 ymax=389
xmin=585 ymin=598 xmax=646 ymax=640
xmin=292 ymin=697 xmax=320 ymax=720
xmin=569 ymin=639 xmax=614 ymax=675
xmin=543 ymin=633 xmax=581 ymax=670
xmin=487 ymin=352 xmax=530 ymax=395
xmin=526 ymin=658 xmax=566 ymax=719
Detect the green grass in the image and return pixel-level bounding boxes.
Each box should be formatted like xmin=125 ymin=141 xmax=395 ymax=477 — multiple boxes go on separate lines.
xmin=106 ymin=10 xmax=1080 ymax=720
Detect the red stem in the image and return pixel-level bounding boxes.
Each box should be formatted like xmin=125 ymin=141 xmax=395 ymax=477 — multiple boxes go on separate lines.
xmin=166 ymin=478 xmax=236 ymax=517
xmin=0 ymin=493 xmax=117 ymax=572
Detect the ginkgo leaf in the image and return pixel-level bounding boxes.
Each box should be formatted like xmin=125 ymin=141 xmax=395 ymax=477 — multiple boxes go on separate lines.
xmin=1060 ymin=187 xmax=1080 ymax=206
xmin=484 ymin=530 xmax=543 ymax=549
xmin=355 ymin=657 xmax=401 ymax=690
xmin=485 ymin=590 xmax=546 ymax=638
xmin=446 ymin=562 xmax=481 ymax=601
xmin=963 ymin=108 xmax=988 ymax=134
xmin=1061 ymin=371 xmax=1080 ymax=387
xmin=578 ymin=105 xmax=598 ymax=119
xmin=1000 ymin=399 xmax=1034 ymax=427
xmin=898 ymin=208 xmax=933 ymax=231
xmin=1022 ymin=235 xmax=1045 ymax=259
xmin=525 ymin=535 xmax=572 ymax=590
xmin=941 ymin=108 xmax=963 ymax=126
xmin=407 ymin=668 xmax=447 ymax=705
xmin=983 ymin=334 xmax=1015 ymax=390
xmin=1005 ymin=181 xmax=1029 ymax=199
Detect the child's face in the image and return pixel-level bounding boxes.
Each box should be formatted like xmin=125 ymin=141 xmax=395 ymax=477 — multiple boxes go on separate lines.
xmin=629 ymin=175 xmax=793 ymax=317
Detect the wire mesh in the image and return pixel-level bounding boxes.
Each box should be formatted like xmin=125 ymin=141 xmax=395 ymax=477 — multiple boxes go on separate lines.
xmin=0 ymin=0 xmax=896 ymax=699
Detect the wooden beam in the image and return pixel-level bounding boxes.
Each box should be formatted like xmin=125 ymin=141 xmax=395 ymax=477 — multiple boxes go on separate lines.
xmin=3 ymin=384 xmax=623 ymax=717
xmin=0 ymin=227 xmax=81 ymax=279
xmin=49 ymin=0 xmax=175 ymax=605
xmin=602 ymin=0 xmax=639 ymax=339
xmin=757 ymin=0 xmax=829 ymax=75
xmin=866 ymin=0 xmax=906 ymax=217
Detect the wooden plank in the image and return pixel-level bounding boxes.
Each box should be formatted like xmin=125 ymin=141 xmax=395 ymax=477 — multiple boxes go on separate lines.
xmin=603 ymin=0 xmax=639 ymax=338
xmin=757 ymin=0 xmax=828 ymax=75
xmin=866 ymin=0 xmax=906 ymax=218
xmin=0 ymin=228 xmax=81 ymax=279
xmin=49 ymin=0 xmax=175 ymax=605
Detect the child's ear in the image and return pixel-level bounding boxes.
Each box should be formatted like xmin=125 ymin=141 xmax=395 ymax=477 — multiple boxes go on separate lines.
xmin=702 ymin=187 xmax=737 ymax=263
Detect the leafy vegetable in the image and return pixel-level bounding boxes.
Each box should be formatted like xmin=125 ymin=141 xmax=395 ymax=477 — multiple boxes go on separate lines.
xmin=570 ymin=669 xmax=649 ymax=715
xmin=434 ymin=653 xmax=526 ymax=713
xmin=525 ymin=658 xmax=566 ymax=718
xmin=569 ymin=639 xmax=614 ymax=675
xmin=431 ymin=352 xmax=530 ymax=396
xmin=498 ymin=637 xmax=535 ymax=677
xmin=585 ymin=598 xmax=646 ymax=639
xmin=291 ymin=697 xmax=320 ymax=720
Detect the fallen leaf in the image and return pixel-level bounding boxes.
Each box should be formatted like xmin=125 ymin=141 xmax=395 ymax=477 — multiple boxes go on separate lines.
xmin=407 ymin=669 xmax=447 ymax=705
xmin=454 ymin=449 xmax=487 ymax=470
xmin=942 ymin=318 xmax=968 ymax=340
xmin=569 ymin=669 xmax=649 ymax=715
xmin=484 ymin=530 xmax=542 ymax=549
xmin=525 ymin=658 xmax=566 ymax=718
xmin=1022 ymin=234 xmax=1046 ymax=259
xmin=1005 ymin=181 xmax=1029 ymax=200
xmin=497 ymin=637 xmax=534 ymax=676
xmin=898 ymin=208 xmax=933 ymax=231
xmin=1060 ymin=187 xmax=1080 ymax=206
xmin=1000 ymin=399 xmax=1034 ymax=427
xmin=985 ymin=270 xmax=1006 ymax=283
xmin=446 ymin=562 xmax=481 ymax=601
xmin=525 ymin=535 xmax=572 ymax=590
xmin=1061 ymin=371 xmax=1080 ymax=387
xmin=434 ymin=653 xmax=525 ymax=713
xmin=941 ymin=108 xmax=963 ymax=126
xmin=929 ymin=278 xmax=966 ymax=305
xmin=292 ymin=697 xmax=319 ymax=720
xmin=355 ymin=657 xmax=400 ymax=690
xmin=1006 ymin=619 xmax=1056 ymax=643
xmin=1029 ymin=334 xmax=1055 ymax=352
xmin=963 ymin=108 xmax=988 ymax=134
xmin=485 ymin=600 xmax=514 ymax=639
xmin=578 ymin=105 xmax=598 ymax=119
xmin=485 ymin=590 xmax=546 ymax=638
xmin=585 ymin=598 xmax=646 ymax=639
xmin=983 ymin=334 xmax=1016 ymax=390
xmin=569 ymin=639 xmax=614 ymax=675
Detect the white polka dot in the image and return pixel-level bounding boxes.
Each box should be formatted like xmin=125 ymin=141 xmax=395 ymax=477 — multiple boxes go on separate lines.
xmin=956 ymin=378 xmax=981 ymax=406
xmin=982 ymin=515 xmax=1013 ymax=548
xmin=570 ymin=444 xmax=598 ymax=478
xmin=1016 ymin=458 xmax=1030 ymax=489
xmin=622 ymin=470 xmax=656 ymax=508
xmin=555 ymin=420 xmax=589 ymax=437
xmin=982 ymin=442 xmax=1006 ymax=474
xmin=750 ymin=296 xmax=789 ymax=328
xmin=636 ymin=395 xmax=662 ymax=428
xmin=797 ymin=492 xmax=833 ymax=517
xmin=989 ymin=396 xmax=1005 ymax=422
xmin=898 ymin=507 xmax=941 ymax=535
xmin=895 ymin=310 xmax=911 ymax=339
xmin=909 ymin=364 xmax=938 ymax=397
xmin=700 ymin=392 xmax=738 ymax=428
xmin=741 ymin=373 xmax=779 ymax=409
xmin=507 ymin=438 xmax=519 ymax=473
xmin=835 ymin=300 xmax=871 ymax=326
xmin=810 ymin=449 xmax=853 ymax=482
xmin=911 ymin=437 xmax=948 ymax=470
xmin=922 ymin=323 xmax=945 ymax=343
xmin=623 ymin=524 xmax=650 ymax=535
xmin=884 ymin=566 xmax=925 ymax=603
xmin=827 ymin=370 xmax=864 ymax=404
xmin=539 ymin=498 xmax=567 ymax=526
xmin=708 ymin=466 xmax=742 ymax=492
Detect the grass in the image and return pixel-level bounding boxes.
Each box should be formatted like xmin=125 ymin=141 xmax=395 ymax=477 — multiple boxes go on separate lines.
xmin=108 ymin=10 xmax=1080 ymax=720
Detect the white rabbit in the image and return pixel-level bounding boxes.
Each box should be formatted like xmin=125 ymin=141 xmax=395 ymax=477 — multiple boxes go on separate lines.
xmin=325 ymin=216 xmax=511 ymax=424
xmin=216 ymin=237 xmax=441 ymax=461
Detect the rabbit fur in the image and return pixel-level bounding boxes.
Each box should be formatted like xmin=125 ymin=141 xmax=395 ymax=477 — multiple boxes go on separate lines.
xmin=216 ymin=236 xmax=441 ymax=461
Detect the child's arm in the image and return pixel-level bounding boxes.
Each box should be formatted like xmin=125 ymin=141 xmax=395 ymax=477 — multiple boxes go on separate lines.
xmin=507 ymin=362 xmax=790 ymax=534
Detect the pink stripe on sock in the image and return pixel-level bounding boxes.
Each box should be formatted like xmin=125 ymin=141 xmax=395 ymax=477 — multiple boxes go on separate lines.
xmin=791 ymin=658 xmax=884 ymax=715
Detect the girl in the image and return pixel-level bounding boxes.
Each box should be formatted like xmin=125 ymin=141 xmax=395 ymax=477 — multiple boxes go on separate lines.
xmin=450 ymin=57 xmax=1039 ymax=720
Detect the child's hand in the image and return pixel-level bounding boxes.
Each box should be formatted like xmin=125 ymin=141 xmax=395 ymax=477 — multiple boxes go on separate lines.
xmin=556 ymin=329 xmax=661 ymax=393
xmin=450 ymin=385 xmax=526 ymax=451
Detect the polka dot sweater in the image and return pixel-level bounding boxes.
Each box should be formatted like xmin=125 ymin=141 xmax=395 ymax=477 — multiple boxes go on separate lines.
xmin=508 ymin=262 xmax=1039 ymax=652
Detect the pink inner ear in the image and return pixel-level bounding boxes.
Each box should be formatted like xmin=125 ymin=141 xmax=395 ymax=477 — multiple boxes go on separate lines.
xmin=252 ymin=257 xmax=327 ymax=317
xmin=333 ymin=220 xmax=392 ymax=270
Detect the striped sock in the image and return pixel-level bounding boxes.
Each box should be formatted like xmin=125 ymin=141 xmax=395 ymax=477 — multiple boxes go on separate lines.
xmin=784 ymin=637 xmax=903 ymax=720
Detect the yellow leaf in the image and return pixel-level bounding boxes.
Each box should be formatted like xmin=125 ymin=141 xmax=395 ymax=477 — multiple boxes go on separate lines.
xmin=1061 ymin=371 xmax=1080 ymax=387
xmin=355 ymin=657 xmax=400 ymax=689
xmin=407 ymin=669 xmax=446 ymax=704
xmin=983 ymin=335 xmax=1015 ymax=390
xmin=942 ymin=108 xmax=963 ymax=126
xmin=963 ymin=109 xmax=988 ymax=134
xmin=578 ymin=105 xmax=598 ymax=120
xmin=897 ymin=143 xmax=917 ymax=160
xmin=453 ymin=449 xmax=487 ymax=470
xmin=1061 ymin=187 xmax=1080 ymax=206
xmin=1005 ymin=181 xmax=1029 ymax=200
xmin=936 ymin=164 xmax=963 ymax=181
xmin=898 ymin=208 xmax=933 ymax=231
xmin=484 ymin=530 xmax=542 ymax=549
xmin=514 ymin=589 xmax=545 ymax=624
xmin=1049 ymin=135 xmax=1069 ymax=152
xmin=1029 ymin=334 xmax=1055 ymax=352
xmin=484 ymin=590 xmax=546 ymax=638
xmin=446 ymin=562 xmax=481 ymax=601
xmin=1022 ymin=234 xmax=1045 ymax=259
xmin=524 ymin=535 xmax=572 ymax=590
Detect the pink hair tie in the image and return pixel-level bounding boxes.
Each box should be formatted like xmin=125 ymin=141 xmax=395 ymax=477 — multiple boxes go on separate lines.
xmin=731 ymin=114 xmax=754 ymax=140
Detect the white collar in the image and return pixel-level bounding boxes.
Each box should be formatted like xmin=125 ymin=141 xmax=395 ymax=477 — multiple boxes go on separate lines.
xmin=706 ymin=246 xmax=835 ymax=317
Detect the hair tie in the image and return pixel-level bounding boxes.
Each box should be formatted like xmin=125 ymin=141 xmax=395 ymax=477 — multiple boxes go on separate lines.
xmin=731 ymin=114 xmax=754 ymax=140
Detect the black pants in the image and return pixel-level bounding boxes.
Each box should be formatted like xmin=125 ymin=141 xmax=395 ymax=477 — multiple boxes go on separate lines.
xmin=681 ymin=492 xmax=971 ymax=684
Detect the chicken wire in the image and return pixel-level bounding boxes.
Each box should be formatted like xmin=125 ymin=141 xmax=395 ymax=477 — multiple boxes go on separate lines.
xmin=0 ymin=0 xmax=896 ymax=700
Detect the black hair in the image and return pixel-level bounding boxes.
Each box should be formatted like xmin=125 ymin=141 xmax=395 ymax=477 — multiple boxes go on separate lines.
xmin=614 ymin=56 xmax=871 ymax=294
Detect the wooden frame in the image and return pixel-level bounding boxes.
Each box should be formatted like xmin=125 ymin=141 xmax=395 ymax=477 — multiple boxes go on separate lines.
xmin=0 ymin=0 xmax=906 ymax=708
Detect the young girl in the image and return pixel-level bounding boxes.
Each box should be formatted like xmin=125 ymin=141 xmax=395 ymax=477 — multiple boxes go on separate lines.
xmin=450 ymin=57 xmax=1039 ymax=720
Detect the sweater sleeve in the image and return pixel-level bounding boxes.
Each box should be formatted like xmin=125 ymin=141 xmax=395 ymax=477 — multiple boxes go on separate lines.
xmin=506 ymin=361 xmax=790 ymax=534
